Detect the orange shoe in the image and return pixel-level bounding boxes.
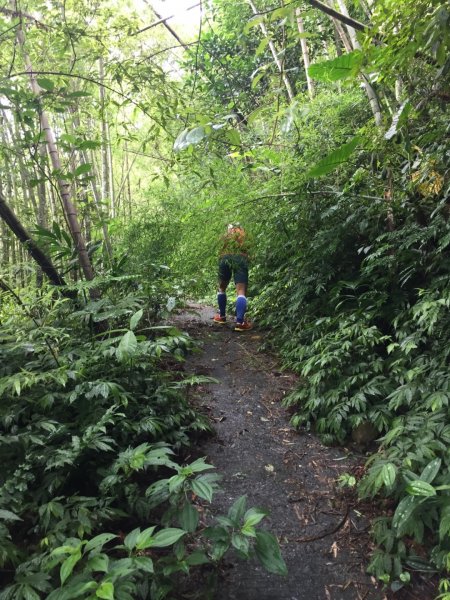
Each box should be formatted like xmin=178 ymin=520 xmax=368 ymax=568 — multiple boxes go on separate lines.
xmin=213 ymin=314 xmax=226 ymax=324
xmin=234 ymin=320 xmax=252 ymax=331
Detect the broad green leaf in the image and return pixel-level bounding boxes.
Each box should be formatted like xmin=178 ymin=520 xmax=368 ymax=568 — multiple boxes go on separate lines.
xmin=241 ymin=523 xmax=256 ymax=537
xmin=52 ymin=544 xmax=81 ymax=557
xmin=130 ymin=309 xmax=143 ymax=331
xmin=225 ymin=129 xmax=241 ymax=146
xmin=60 ymin=550 xmax=82 ymax=585
xmin=231 ymin=532 xmax=250 ymax=555
xmin=37 ymin=78 xmax=55 ymax=91
xmin=192 ymin=478 xmax=213 ymax=502
xmin=0 ymin=86 xmax=18 ymax=96
xmin=116 ymin=330 xmax=138 ymax=361
xmin=270 ymin=6 xmax=294 ymax=21
xmin=74 ymin=163 xmax=92 ymax=177
xmin=60 ymin=133 xmax=77 ymax=144
xmin=132 ymin=556 xmax=154 ymax=573
xmin=255 ymin=530 xmax=287 ymax=576
xmin=151 ymin=528 xmax=186 ymax=548
xmin=84 ymin=533 xmax=117 ymax=553
xmin=439 ymin=506 xmax=450 ymax=540
xmin=385 ymin=101 xmax=412 ymax=140
xmin=243 ymin=507 xmax=268 ymax=528
xmin=306 ymin=136 xmax=362 ymax=178
xmin=202 ymin=525 xmax=229 ymax=542
xmin=215 ymin=515 xmax=234 ymax=527
xmin=381 ymin=463 xmax=397 ymax=488
xmin=105 ymin=558 xmax=135 ymax=578
xmin=228 ymin=495 xmax=247 ymax=524
xmin=404 ymin=556 xmax=436 ymax=572
xmin=78 ymin=140 xmax=101 ymax=150
xmin=211 ymin=539 xmax=230 ymax=561
xmin=187 ymin=458 xmax=215 ymax=473
xmin=419 ymin=458 xmax=441 ymax=484
xmin=124 ymin=528 xmax=141 ymax=551
xmin=244 ymin=15 xmax=265 ymax=33
xmin=0 ymin=509 xmax=22 ymax=521
xmin=87 ymin=554 xmax=109 ymax=572
xmin=135 ymin=526 xmax=156 ymax=550
xmin=20 ymin=586 xmax=40 ymax=600
xmin=406 ymin=480 xmax=436 ymax=497
xmin=308 ymin=51 xmax=363 ymax=82
xmin=186 ymin=551 xmax=209 ymax=566
xmin=96 ymin=581 xmax=114 ymax=600
xmin=47 ymin=581 xmax=96 ymax=599
xmin=256 ymin=38 xmax=270 ymax=56
xmin=169 ymin=473 xmax=186 ymax=493
xmin=392 ymin=495 xmax=420 ymax=532
xmin=247 ymin=106 xmax=266 ymax=124
xmin=251 ymin=71 xmax=265 ymax=90
xmin=178 ymin=503 xmax=199 ymax=532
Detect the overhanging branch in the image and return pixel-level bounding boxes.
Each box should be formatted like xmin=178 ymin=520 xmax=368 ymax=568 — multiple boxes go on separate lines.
xmin=306 ymin=0 xmax=367 ymax=32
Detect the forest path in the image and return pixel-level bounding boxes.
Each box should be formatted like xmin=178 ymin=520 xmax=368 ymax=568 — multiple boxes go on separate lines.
xmin=171 ymin=303 xmax=383 ymax=600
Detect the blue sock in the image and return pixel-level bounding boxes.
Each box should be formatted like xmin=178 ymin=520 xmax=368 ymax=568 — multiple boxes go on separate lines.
xmin=236 ymin=295 xmax=247 ymax=323
xmin=217 ymin=292 xmax=227 ymax=317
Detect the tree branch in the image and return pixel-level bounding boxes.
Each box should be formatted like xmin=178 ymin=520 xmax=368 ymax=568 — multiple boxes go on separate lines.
xmin=0 ymin=190 xmax=72 ymax=291
xmin=132 ymin=2 xmax=200 ymax=36
xmin=306 ymin=0 xmax=367 ymax=32
xmin=8 ymin=69 xmax=172 ymax=136
xmin=0 ymin=6 xmax=50 ymax=29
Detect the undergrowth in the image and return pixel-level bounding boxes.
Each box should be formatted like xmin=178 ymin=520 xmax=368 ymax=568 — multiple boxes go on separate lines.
xmin=0 ymin=274 xmax=286 ymax=599
xmin=253 ymin=176 xmax=450 ymax=592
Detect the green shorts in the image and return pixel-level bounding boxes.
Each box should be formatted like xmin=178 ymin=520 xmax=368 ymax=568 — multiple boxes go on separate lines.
xmin=218 ymin=254 xmax=249 ymax=285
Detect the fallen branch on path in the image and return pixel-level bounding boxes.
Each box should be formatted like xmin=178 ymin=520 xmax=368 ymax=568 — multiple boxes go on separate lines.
xmin=289 ymin=504 xmax=349 ymax=543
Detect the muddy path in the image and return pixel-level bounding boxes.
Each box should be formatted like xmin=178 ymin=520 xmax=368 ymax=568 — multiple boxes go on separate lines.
xmin=170 ymin=303 xmax=390 ymax=600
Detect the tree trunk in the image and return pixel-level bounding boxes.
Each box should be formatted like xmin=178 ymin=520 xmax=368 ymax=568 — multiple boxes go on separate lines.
xmin=35 ymin=143 xmax=48 ymax=287
xmin=332 ymin=0 xmax=382 ymax=126
xmin=125 ymin=142 xmax=132 ymax=221
xmin=107 ymin=128 xmax=115 ymax=218
xmin=247 ymin=0 xmax=295 ymax=102
xmin=0 ymin=191 xmax=69 ymax=288
xmin=331 ymin=12 xmax=353 ymax=52
xmin=81 ymin=148 xmax=113 ymax=263
xmin=358 ymin=0 xmax=372 ymax=19
xmin=295 ymin=8 xmax=315 ymax=99
xmin=0 ymin=179 xmax=10 ymax=269
xmin=13 ymin=5 xmax=99 ymax=295
xmin=99 ymin=58 xmax=111 ymax=216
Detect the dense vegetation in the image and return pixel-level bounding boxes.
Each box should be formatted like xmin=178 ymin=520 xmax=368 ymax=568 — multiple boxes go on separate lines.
xmin=1 ymin=0 xmax=449 ymax=597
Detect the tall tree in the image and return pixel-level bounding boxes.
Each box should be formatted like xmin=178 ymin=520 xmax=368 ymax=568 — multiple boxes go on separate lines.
xmin=247 ymin=0 xmax=295 ymax=102
xmin=12 ymin=2 xmax=100 ymax=294
xmin=296 ymin=8 xmax=315 ymax=99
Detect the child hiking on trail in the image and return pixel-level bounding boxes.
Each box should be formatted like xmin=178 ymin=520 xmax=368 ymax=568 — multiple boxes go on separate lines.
xmin=213 ymin=223 xmax=252 ymax=331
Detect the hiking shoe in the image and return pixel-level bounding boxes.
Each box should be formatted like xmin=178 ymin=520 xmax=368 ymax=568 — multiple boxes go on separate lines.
xmin=213 ymin=314 xmax=226 ymax=323
xmin=235 ymin=320 xmax=252 ymax=331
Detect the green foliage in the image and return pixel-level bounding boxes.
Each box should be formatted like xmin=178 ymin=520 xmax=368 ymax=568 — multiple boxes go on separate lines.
xmin=308 ymin=51 xmax=363 ymax=82
xmin=0 ymin=275 xmax=285 ymax=597
xmin=306 ymin=135 xmax=362 ymax=178
xmin=2 ymin=0 xmax=449 ymax=595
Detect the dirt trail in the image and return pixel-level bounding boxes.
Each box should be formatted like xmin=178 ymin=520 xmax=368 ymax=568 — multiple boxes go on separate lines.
xmin=172 ymin=304 xmax=383 ymax=600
